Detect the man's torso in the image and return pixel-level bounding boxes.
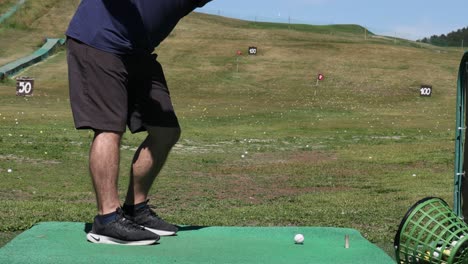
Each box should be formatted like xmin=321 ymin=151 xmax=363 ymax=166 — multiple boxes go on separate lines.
xmin=66 ymin=0 xmax=210 ymax=54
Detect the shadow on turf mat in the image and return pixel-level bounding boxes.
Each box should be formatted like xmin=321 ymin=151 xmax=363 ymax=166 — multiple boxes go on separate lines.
xmin=83 ymin=223 xmax=208 ymax=234
xmin=83 ymin=223 xmax=92 ymax=233
xmin=176 ymin=225 xmax=208 ymax=232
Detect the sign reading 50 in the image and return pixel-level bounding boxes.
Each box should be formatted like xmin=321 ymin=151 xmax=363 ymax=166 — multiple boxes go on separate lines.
xmin=16 ymin=78 xmax=34 ymax=96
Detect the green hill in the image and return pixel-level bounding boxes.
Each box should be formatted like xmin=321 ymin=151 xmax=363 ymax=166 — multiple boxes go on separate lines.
xmin=0 ymin=1 xmax=466 ymax=259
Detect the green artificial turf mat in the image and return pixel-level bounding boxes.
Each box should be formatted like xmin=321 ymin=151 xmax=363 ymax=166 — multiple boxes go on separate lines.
xmin=0 ymin=222 xmax=395 ymax=263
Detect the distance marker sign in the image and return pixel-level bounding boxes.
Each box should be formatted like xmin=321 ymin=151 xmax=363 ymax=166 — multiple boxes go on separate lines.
xmin=420 ymin=85 xmax=432 ymax=97
xmin=16 ymin=77 xmax=34 ymax=96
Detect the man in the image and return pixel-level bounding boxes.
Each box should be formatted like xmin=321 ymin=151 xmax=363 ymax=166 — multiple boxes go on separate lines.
xmin=66 ymin=0 xmax=212 ymax=245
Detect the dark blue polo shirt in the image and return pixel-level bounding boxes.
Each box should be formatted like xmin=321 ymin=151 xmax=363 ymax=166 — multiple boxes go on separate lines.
xmin=66 ymin=0 xmax=211 ymax=54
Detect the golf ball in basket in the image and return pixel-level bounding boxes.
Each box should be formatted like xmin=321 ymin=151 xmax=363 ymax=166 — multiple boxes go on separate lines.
xmin=294 ymin=234 xmax=304 ymax=244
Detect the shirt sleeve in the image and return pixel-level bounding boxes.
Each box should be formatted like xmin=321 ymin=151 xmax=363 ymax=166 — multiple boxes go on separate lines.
xmin=197 ymin=0 xmax=212 ymax=7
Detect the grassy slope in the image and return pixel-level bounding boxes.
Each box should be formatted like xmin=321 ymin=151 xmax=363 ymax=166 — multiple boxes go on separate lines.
xmin=0 ymin=0 xmax=72 ymax=65
xmin=0 ymin=0 xmax=465 ymax=259
xmin=0 ymin=0 xmax=18 ymax=14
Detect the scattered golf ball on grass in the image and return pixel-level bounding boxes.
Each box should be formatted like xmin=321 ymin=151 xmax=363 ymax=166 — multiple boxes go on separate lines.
xmin=7 ymin=169 xmax=12 ymax=173
xmin=294 ymin=234 xmax=304 ymax=244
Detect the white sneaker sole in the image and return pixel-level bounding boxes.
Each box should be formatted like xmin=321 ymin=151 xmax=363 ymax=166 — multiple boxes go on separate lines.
xmin=86 ymin=232 xmax=158 ymax=246
xmin=144 ymin=227 xmax=176 ymax=236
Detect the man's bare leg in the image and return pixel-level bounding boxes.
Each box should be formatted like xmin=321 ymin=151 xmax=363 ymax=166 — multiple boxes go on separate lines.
xmin=90 ymin=131 xmax=123 ymax=215
xmin=125 ymin=126 xmax=181 ymax=205
xmin=86 ymin=130 xmax=161 ymax=244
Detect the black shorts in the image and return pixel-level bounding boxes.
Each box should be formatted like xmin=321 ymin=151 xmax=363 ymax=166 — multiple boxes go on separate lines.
xmin=66 ymin=38 xmax=179 ymax=133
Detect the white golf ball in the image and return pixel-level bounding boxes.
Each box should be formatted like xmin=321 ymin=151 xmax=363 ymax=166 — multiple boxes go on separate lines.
xmin=294 ymin=234 xmax=304 ymax=244
xmin=7 ymin=169 xmax=12 ymax=173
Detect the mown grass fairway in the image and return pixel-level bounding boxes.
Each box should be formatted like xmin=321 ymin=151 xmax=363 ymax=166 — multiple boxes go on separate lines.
xmin=0 ymin=1 xmax=465 ymax=258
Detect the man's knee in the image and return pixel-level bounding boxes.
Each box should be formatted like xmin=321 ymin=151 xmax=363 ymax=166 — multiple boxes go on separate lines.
xmin=146 ymin=126 xmax=181 ymax=148
xmin=93 ymin=130 xmax=123 ymax=143
xmin=167 ymin=127 xmax=181 ymax=147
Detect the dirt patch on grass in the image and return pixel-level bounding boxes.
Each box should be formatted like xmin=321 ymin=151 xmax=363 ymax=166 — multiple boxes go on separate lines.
xmin=0 ymin=154 xmax=60 ymax=165
xmin=287 ymin=151 xmax=338 ymax=163
xmin=207 ymin=150 xmax=348 ymax=204
xmin=249 ymin=150 xmax=338 ymax=165
xmin=214 ymin=172 xmax=351 ymax=204
xmin=153 ymin=150 xmax=349 ymax=206
xmin=0 ymin=189 xmax=33 ymax=200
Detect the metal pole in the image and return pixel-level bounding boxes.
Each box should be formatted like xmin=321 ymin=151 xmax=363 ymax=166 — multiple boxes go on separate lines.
xmin=454 ymin=52 xmax=468 ymax=217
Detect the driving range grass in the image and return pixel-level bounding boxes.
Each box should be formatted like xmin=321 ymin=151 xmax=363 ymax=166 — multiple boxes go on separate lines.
xmin=0 ymin=1 xmax=465 ymax=259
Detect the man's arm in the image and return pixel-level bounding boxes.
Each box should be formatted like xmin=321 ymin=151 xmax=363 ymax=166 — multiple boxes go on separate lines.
xmin=197 ymin=0 xmax=212 ymax=7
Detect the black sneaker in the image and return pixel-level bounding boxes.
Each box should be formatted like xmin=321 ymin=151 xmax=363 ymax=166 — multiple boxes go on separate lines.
xmin=124 ymin=201 xmax=178 ymax=236
xmin=86 ymin=208 xmax=160 ymax=245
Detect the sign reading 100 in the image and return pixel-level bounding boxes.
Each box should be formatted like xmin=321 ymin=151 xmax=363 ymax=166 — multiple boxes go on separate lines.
xmin=420 ymin=85 xmax=432 ymax=97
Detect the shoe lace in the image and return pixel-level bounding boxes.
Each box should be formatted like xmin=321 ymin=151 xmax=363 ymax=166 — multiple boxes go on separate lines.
xmin=117 ymin=209 xmax=146 ymax=230
xmin=145 ymin=205 xmax=163 ymax=220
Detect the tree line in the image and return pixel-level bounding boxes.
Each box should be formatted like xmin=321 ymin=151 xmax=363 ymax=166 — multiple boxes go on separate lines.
xmin=418 ymin=26 xmax=468 ymax=47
